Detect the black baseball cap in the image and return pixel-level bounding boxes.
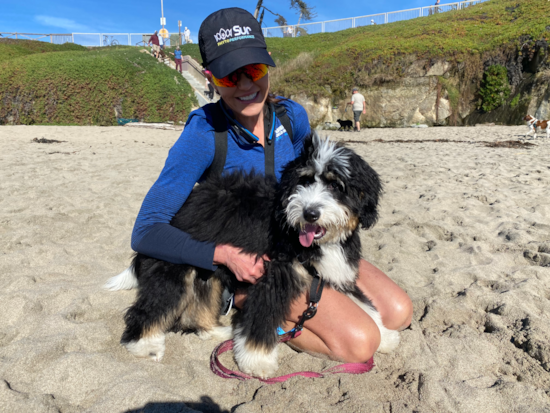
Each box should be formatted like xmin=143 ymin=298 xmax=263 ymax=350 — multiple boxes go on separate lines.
xmin=199 ymin=7 xmax=275 ymax=78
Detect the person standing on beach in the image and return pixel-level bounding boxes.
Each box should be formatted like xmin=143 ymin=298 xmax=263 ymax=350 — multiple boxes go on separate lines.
xmin=349 ymin=87 xmax=366 ymax=132
xmin=148 ymin=31 xmax=160 ymax=58
xmin=131 ymin=7 xmax=412 ymax=364
xmin=170 ymin=46 xmax=183 ymax=73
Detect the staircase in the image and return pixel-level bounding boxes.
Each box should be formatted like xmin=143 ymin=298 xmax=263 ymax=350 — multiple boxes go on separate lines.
xmin=162 ymin=54 xmax=216 ymax=107
xmin=180 ymin=71 xmax=212 ymax=107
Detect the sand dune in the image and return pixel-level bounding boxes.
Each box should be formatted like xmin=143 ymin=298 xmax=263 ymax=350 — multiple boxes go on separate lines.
xmin=1 ymin=124 xmax=549 ymax=412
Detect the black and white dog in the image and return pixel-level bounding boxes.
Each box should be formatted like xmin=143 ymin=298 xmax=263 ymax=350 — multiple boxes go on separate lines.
xmin=105 ymin=134 xmax=399 ymax=378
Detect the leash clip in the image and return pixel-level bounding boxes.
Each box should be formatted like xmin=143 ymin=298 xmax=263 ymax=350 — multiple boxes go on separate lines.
xmin=302 ymin=302 xmax=318 ymax=320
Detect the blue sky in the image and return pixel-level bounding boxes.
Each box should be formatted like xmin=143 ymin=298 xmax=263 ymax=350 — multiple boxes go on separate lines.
xmin=1 ymin=0 xmax=437 ymax=44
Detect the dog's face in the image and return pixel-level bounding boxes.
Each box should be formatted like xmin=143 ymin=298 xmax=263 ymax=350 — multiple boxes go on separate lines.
xmin=524 ymin=115 xmax=534 ymax=122
xmin=278 ymin=134 xmax=381 ymax=248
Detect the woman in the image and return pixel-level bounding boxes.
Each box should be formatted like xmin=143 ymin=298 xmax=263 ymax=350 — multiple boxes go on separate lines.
xmin=170 ymin=46 xmax=182 ymax=74
xmin=131 ymin=7 xmax=412 ymax=364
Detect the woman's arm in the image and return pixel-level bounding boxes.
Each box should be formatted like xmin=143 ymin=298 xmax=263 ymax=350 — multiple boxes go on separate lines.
xmin=131 ymin=108 xmax=269 ymax=281
xmin=131 ymin=110 xmax=217 ymax=269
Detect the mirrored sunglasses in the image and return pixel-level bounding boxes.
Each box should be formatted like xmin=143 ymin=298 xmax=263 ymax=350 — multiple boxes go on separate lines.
xmin=210 ymin=63 xmax=268 ymax=87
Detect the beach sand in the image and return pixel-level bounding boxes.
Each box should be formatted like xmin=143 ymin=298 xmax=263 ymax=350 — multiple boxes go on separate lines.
xmin=1 ymin=124 xmax=549 ymax=412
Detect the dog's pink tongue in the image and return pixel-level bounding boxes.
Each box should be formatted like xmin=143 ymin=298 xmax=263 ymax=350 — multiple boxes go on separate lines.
xmin=299 ymin=224 xmax=317 ymax=247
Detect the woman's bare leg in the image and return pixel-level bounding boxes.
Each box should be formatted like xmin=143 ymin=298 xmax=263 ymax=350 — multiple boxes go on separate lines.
xmin=233 ymin=260 xmax=412 ymax=362
xmin=236 ymin=286 xmax=381 ymax=362
xmin=355 ymin=260 xmax=413 ymax=331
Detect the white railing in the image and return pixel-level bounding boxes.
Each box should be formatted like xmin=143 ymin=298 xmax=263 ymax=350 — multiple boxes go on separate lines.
xmin=262 ymin=0 xmax=488 ymax=38
xmin=0 ymin=32 xmax=189 ymax=47
xmin=0 ymin=32 xmax=73 ymax=44
xmin=2 ymin=0 xmax=486 ymax=47
xmin=72 ymin=33 xmax=188 ymax=47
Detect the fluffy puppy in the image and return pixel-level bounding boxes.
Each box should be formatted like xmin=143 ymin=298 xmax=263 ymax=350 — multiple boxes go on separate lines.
xmin=337 ymin=119 xmax=354 ymax=131
xmin=105 ymin=134 xmax=399 ymax=378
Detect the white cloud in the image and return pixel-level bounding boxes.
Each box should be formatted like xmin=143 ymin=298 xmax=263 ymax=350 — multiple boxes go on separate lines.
xmin=35 ymin=16 xmax=90 ymax=32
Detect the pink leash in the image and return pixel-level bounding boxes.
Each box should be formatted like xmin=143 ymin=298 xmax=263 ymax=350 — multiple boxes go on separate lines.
xmin=210 ymin=331 xmax=375 ymax=383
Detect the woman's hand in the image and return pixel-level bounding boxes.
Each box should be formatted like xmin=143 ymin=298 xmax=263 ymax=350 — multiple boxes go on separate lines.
xmin=213 ymin=244 xmax=269 ymax=284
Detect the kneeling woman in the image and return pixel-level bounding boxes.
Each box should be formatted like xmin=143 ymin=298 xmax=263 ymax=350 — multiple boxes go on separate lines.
xmin=131 ymin=7 xmax=412 ymax=363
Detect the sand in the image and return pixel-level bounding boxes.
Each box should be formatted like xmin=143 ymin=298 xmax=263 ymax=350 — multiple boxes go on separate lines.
xmin=1 ymin=124 xmax=549 ymax=413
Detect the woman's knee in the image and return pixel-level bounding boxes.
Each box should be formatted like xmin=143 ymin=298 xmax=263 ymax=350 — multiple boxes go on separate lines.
xmin=357 ymin=260 xmax=413 ymax=330
xmin=328 ymin=322 xmax=381 ymax=363
xmin=387 ymin=293 xmax=413 ymax=331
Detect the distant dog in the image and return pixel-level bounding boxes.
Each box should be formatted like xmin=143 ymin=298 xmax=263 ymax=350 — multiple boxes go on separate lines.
xmin=523 ymin=114 xmax=550 ymax=139
xmin=105 ymin=134 xmax=399 ymax=378
xmin=337 ymin=119 xmax=354 ymax=131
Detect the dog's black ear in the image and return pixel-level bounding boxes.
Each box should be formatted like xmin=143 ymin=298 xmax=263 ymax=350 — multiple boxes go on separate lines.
xmin=348 ymin=152 xmax=383 ymax=230
xmin=302 ymin=132 xmax=320 ymax=157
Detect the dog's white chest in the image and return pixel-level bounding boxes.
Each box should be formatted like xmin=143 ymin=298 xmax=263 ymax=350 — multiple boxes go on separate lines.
xmin=313 ymin=244 xmax=357 ymax=290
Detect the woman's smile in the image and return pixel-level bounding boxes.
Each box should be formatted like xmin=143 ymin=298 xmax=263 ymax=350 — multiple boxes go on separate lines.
xmin=237 ymin=92 xmax=259 ymax=102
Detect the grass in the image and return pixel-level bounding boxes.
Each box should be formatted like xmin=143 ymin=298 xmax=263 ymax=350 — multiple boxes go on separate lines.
xmin=0 ymin=43 xmax=197 ymax=125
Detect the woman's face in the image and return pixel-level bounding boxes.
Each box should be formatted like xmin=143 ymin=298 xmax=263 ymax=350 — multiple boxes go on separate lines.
xmin=206 ymin=68 xmax=269 ymax=123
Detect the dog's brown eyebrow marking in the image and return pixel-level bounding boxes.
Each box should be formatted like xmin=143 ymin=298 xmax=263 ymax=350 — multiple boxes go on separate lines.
xmin=325 ymin=172 xmax=345 ymax=189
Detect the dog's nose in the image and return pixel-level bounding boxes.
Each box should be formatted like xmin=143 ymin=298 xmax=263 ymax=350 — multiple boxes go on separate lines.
xmin=303 ymin=208 xmax=320 ymax=223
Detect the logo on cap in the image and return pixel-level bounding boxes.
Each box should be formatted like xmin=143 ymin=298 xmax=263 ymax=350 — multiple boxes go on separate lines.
xmin=214 ymin=25 xmax=253 ymax=45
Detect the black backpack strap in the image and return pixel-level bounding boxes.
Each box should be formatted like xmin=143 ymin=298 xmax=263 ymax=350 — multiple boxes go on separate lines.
xmin=205 ymin=100 xmax=228 ymax=180
xmin=205 ymin=101 xmax=294 ymax=179
xmin=264 ymin=103 xmax=276 ymax=179
xmin=274 ymin=103 xmax=293 ymax=142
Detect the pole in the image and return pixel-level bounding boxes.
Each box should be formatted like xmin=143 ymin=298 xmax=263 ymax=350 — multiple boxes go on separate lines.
xmin=161 ymin=0 xmax=165 ymax=29
xmin=178 ymin=21 xmax=182 ymax=46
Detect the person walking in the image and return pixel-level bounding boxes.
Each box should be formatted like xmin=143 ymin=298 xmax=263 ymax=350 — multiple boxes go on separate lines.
xmin=148 ymin=31 xmax=160 ymax=58
xmin=158 ymin=32 xmax=165 ymax=51
xmin=349 ymin=87 xmax=366 ymax=132
xmin=131 ymin=7 xmax=412 ymax=364
xmin=433 ymin=0 xmax=441 ymax=14
xmin=170 ymin=46 xmax=183 ymax=73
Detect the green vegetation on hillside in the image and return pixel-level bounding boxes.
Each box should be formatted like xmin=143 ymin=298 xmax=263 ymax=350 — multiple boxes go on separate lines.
xmin=2 ymin=0 xmax=548 ymax=125
xmin=175 ymin=0 xmax=549 ymax=102
xmin=0 ymin=42 xmax=197 ymax=125
xmin=266 ymin=0 xmax=549 ymax=97
xmin=0 ymin=39 xmax=87 ymax=64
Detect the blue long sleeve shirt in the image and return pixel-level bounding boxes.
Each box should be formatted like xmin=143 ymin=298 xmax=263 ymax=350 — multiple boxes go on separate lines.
xmin=131 ymin=99 xmax=310 ymax=270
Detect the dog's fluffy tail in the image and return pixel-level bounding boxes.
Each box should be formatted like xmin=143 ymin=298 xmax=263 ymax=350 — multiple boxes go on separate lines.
xmin=103 ymin=267 xmax=138 ymax=291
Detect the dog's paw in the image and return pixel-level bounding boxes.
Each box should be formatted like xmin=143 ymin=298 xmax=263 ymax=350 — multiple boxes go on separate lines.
xmin=233 ymin=332 xmax=279 ymax=379
xmin=236 ymin=348 xmax=279 ymax=379
xmin=377 ymin=328 xmax=400 ymax=353
xmin=197 ymin=326 xmax=233 ymax=341
xmin=122 ymin=334 xmax=165 ymax=362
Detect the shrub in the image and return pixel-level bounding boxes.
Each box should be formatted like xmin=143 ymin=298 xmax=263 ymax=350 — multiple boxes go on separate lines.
xmin=510 ymin=93 xmax=520 ymax=108
xmin=0 ymin=46 xmax=197 ymax=125
xmin=478 ymin=65 xmax=510 ymax=112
